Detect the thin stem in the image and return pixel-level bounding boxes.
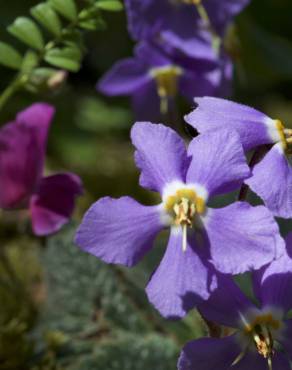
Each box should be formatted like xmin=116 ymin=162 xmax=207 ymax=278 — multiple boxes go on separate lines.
xmin=198 ymin=308 xmax=221 ymax=338
xmin=194 ymin=0 xmax=221 ymax=54
xmin=0 ymin=74 xmax=27 ymax=112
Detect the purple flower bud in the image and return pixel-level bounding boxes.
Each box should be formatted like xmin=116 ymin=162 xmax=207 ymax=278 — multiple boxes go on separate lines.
xmin=0 ymin=103 xmax=83 ymax=236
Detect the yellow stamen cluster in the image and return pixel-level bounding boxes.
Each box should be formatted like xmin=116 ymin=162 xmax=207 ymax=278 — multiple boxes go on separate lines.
xmin=242 ymin=313 xmax=281 ymax=369
xmin=164 ymin=189 xmax=205 ymax=252
xmin=181 ymin=0 xmax=201 ymax=5
xmin=274 ymin=119 xmax=292 ymax=152
xmin=150 ymin=66 xmax=182 ymax=114
xmin=244 ymin=313 xmax=281 ymax=333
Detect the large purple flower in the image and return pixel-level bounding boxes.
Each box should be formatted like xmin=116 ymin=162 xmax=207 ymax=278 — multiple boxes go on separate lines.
xmin=75 ymin=122 xmax=283 ymax=319
xmin=185 ymin=97 xmax=292 ymax=218
xmin=98 ymin=41 xmax=231 ymax=121
xmin=125 ymin=0 xmax=250 ymax=56
xmin=0 ymin=103 xmax=83 ymax=236
xmin=178 ymin=233 xmax=292 ymax=370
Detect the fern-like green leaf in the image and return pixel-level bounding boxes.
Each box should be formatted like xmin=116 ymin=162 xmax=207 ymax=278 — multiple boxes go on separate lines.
xmin=44 ymin=46 xmax=81 ymax=72
xmin=49 ymin=0 xmax=78 ymax=21
xmin=7 ymin=17 xmax=44 ymax=50
xmin=0 ymin=42 xmax=22 ymax=70
xmin=30 ymin=3 xmax=62 ymax=37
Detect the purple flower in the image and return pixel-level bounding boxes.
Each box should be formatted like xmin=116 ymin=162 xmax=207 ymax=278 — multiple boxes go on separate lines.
xmin=75 ymin=122 xmax=283 ymax=318
xmin=185 ymin=97 xmax=292 ymax=218
xmin=98 ymin=41 xmax=232 ymax=121
xmin=178 ymin=233 xmax=292 ymax=370
xmin=0 ymin=103 xmax=83 ymax=236
xmin=124 ymin=0 xmax=250 ymax=56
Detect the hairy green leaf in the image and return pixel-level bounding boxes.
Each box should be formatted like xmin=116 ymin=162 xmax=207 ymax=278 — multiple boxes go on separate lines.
xmin=95 ymin=0 xmax=123 ymax=11
xmin=44 ymin=46 xmax=81 ymax=72
xmin=0 ymin=42 xmax=22 ymax=69
xmin=49 ymin=0 xmax=78 ymax=21
xmin=7 ymin=17 xmax=44 ymax=50
xmin=31 ymin=3 xmax=62 ymax=36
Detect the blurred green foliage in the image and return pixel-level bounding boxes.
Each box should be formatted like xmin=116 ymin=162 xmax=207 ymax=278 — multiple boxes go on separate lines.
xmin=1 ymin=0 xmax=292 ymax=368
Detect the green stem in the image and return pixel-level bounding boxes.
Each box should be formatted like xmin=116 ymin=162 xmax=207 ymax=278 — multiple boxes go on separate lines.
xmin=194 ymin=0 xmax=221 ymax=54
xmin=0 ymin=2 xmax=100 ymax=113
xmin=0 ymin=75 xmax=26 ymax=112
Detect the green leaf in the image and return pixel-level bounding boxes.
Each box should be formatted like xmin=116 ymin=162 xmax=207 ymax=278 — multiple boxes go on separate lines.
xmin=21 ymin=50 xmax=39 ymax=73
xmin=30 ymin=3 xmax=62 ymax=36
xmin=32 ymin=67 xmax=57 ymax=79
xmin=7 ymin=17 xmax=44 ymax=50
xmin=49 ymin=0 xmax=78 ymax=21
xmin=44 ymin=46 xmax=81 ymax=72
xmin=95 ymin=0 xmax=123 ymax=11
xmin=79 ymin=19 xmax=99 ymax=30
xmin=0 ymin=42 xmax=22 ymax=69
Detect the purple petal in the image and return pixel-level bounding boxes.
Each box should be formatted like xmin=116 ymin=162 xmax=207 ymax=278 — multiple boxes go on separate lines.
xmin=131 ymin=122 xmax=188 ymax=193
xmin=161 ymin=30 xmax=216 ymax=62
xmin=179 ymin=69 xmax=220 ymax=101
xmin=178 ymin=335 xmax=241 ymax=370
xmin=254 ymin=233 xmax=292 ymax=313
xmin=135 ymin=41 xmax=172 ymax=68
xmin=186 ymin=129 xmax=250 ymax=197
xmin=199 ymin=274 xmax=253 ymax=328
xmin=245 ymin=143 xmax=292 ymax=218
xmin=98 ymin=58 xmax=149 ymax=96
xmin=185 ymin=97 xmax=278 ymax=151
xmin=0 ymin=103 xmax=55 ymax=209
xmin=204 ymin=0 xmax=251 ymax=35
xmin=203 ymin=202 xmax=285 ymax=274
xmin=75 ymin=196 xmax=163 ymax=267
xmin=124 ymin=0 xmax=168 ymax=40
xmin=280 ymin=319 xmax=292 ymax=360
xmin=30 ymin=173 xmax=82 ymax=236
xmin=146 ymin=229 xmax=216 ymax=319
xmin=233 ymin=350 xmax=288 ymax=370
xmin=270 ymin=352 xmax=291 ymax=370
xmin=131 ymin=80 xmax=161 ymax=121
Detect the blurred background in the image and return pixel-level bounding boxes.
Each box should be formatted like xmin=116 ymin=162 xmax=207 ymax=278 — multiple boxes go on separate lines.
xmin=0 ymin=0 xmax=292 ymax=368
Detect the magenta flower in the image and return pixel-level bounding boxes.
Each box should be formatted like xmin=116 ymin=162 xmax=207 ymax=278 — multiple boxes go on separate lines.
xmin=75 ymin=122 xmax=283 ymax=318
xmin=0 ymin=103 xmax=83 ymax=236
xmin=178 ymin=233 xmax=292 ymax=370
xmin=125 ymin=0 xmax=250 ymax=57
xmin=185 ymin=97 xmax=292 ymax=218
xmin=98 ymin=41 xmax=231 ymax=120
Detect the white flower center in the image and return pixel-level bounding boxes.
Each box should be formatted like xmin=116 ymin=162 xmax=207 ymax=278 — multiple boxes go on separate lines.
xmin=163 ymin=187 xmax=206 ymax=252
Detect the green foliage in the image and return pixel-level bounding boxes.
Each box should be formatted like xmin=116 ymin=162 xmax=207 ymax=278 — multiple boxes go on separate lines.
xmin=0 ymin=42 xmax=23 ymax=70
xmin=31 ymin=3 xmax=62 ymax=37
xmin=8 ymin=17 xmax=45 ymax=50
xmin=96 ymin=0 xmax=124 ymax=12
xmin=27 ymin=226 xmax=205 ymax=369
xmin=237 ymin=18 xmax=292 ymax=87
xmin=0 ymin=242 xmax=42 ymax=369
xmin=49 ymin=0 xmax=78 ymax=22
xmin=75 ymin=96 xmax=131 ymax=133
xmin=0 ymin=0 xmax=124 ymax=109
xmin=44 ymin=46 xmax=82 ymax=72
